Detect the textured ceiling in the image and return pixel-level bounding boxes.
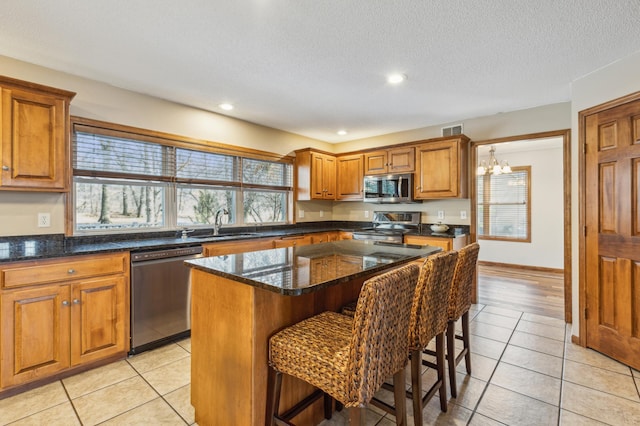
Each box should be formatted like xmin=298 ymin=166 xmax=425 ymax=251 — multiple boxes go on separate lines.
xmin=1 ymin=1 xmax=639 ymax=142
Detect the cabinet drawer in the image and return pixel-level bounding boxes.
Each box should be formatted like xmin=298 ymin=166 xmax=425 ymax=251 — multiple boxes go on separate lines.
xmin=1 ymin=253 xmax=128 ymax=289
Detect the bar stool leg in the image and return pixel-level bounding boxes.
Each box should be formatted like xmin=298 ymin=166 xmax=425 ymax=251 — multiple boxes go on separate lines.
xmin=265 ymin=367 xmax=282 ymax=426
xmin=323 ymin=393 xmax=333 ymax=419
xmin=462 ymin=311 xmax=472 ymax=374
xmin=410 ymin=349 xmax=423 ymax=426
xmin=436 ymin=333 xmax=448 ymax=411
xmin=393 ymin=368 xmax=408 ymax=426
xmin=348 ymin=407 xmax=366 ymax=426
xmin=446 ymin=320 xmax=458 ymax=398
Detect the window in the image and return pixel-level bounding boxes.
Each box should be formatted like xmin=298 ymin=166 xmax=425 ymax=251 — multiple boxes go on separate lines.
xmin=72 ymin=120 xmax=292 ymax=234
xmin=477 ymin=166 xmax=531 ymax=242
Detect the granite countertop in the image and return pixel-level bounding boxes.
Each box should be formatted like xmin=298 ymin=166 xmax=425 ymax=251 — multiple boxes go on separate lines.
xmin=0 ymin=222 xmax=369 ymax=263
xmin=0 ymin=222 xmax=467 ymax=263
xmin=186 ymin=239 xmax=442 ymax=296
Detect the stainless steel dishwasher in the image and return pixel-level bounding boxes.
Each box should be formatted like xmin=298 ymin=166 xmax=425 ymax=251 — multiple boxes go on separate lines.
xmin=130 ymin=245 xmax=203 ymax=354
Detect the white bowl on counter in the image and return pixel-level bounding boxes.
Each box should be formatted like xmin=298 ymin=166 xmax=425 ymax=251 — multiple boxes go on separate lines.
xmin=430 ymin=223 xmax=449 ymax=233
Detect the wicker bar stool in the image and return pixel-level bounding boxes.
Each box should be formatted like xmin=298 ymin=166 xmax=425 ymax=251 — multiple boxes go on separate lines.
xmin=406 ymin=250 xmax=458 ymax=425
xmin=446 ymin=242 xmax=480 ymax=398
xmin=266 ymin=263 xmax=420 ymax=426
xmin=339 ymin=252 xmax=458 ymax=426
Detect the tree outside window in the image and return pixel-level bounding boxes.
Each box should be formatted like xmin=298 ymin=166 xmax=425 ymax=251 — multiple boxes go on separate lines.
xmin=477 ymin=166 xmax=531 ymax=242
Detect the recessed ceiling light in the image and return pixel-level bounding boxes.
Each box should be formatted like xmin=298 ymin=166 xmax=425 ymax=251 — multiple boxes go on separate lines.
xmin=219 ymin=103 xmax=234 ymax=111
xmin=387 ymin=73 xmax=407 ymax=84
xmin=337 ymin=130 xmax=348 ymax=136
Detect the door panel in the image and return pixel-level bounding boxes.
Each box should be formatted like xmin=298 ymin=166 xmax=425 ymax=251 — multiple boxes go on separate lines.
xmin=585 ymin=98 xmax=640 ymax=370
xmin=71 ymin=276 xmax=127 ymax=366
xmin=0 ymin=285 xmax=70 ymax=387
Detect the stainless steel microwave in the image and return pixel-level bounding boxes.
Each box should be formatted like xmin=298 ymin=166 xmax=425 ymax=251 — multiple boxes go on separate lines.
xmin=363 ymin=173 xmax=415 ymax=203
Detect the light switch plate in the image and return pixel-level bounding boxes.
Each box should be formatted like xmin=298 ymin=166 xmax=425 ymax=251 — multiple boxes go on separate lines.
xmin=437 ymin=210 xmax=445 ymax=220
xmin=460 ymin=210 xmax=467 ymax=219
xmin=299 ymin=209 xmax=305 ymax=218
xmin=364 ymin=210 xmax=369 ymax=218
xmin=319 ymin=210 xmax=324 ymax=218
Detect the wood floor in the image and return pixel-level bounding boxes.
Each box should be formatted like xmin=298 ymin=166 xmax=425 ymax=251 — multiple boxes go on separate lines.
xmin=477 ymin=263 xmax=564 ymax=320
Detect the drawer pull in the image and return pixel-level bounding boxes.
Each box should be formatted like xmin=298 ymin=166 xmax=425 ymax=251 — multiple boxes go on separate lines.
xmin=68 ymin=269 xmax=76 ymax=274
xmin=2 ymin=165 xmax=9 ymax=171
xmin=62 ymin=300 xmax=69 ymax=306
xmin=73 ymin=299 xmax=80 ymax=305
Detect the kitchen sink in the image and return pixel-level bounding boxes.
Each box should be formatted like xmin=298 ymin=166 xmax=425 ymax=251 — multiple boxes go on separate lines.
xmin=190 ymin=233 xmax=258 ymax=240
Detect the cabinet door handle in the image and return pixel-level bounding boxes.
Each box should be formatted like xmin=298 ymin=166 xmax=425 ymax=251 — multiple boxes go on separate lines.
xmin=73 ymin=299 xmax=80 ymax=304
xmin=2 ymin=165 xmax=9 ymax=171
xmin=68 ymin=269 xmax=75 ymax=274
xmin=62 ymin=300 xmax=69 ymax=306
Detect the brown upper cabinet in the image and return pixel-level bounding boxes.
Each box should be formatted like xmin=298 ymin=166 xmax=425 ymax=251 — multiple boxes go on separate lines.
xmin=0 ymin=76 xmax=75 ymax=192
xmin=295 ymin=149 xmax=336 ymax=200
xmin=363 ymin=146 xmax=415 ymax=175
xmin=336 ymin=153 xmax=363 ymax=201
xmin=414 ymin=136 xmax=469 ymax=199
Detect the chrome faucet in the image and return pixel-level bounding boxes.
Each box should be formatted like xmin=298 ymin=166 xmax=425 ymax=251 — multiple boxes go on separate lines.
xmin=213 ymin=208 xmax=229 ymax=235
xmin=180 ymin=228 xmax=194 ymax=240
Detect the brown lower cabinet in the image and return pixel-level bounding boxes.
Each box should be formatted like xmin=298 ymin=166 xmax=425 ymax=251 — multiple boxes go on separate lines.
xmin=0 ymin=252 xmax=129 ymax=390
xmin=404 ymin=234 xmax=468 ymax=251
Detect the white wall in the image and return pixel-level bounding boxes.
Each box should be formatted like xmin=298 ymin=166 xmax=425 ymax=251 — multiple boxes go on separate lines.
xmin=0 ymin=55 xmax=329 ymax=236
xmin=477 ymin=145 xmax=564 ymax=269
xmin=569 ymin=49 xmax=640 ymax=335
xmin=334 ymin=103 xmax=570 ymax=153
xmin=0 ymin=54 xmax=572 ymax=239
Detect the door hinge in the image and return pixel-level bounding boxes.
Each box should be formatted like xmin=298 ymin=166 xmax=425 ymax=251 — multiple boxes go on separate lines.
xmin=584 ymin=308 xmax=588 ymax=320
xmin=583 ymin=226 xmax=587 ymax=237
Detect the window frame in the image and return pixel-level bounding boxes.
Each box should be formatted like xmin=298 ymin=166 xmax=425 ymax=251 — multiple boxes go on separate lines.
xmin=70 ymin=117 xmax=294 ymax=235
xmin=477 ymin=165 xmax=532 ymax=243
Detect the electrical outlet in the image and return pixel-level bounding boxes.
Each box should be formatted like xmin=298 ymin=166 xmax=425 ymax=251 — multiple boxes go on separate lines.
xmin=437 ymin=210 xmax=445 ymax=220
xmin=364 ymin=210 xmax=369 ymax=218
xmin=299 ymin=209 xmax=305 ymax=218
xmin=38 ymin=212 xmax=51 ymax=228
xmin=319 ymin=210 xmax=324 ymax=218
xmin=460 ymin=210 xmax=467 ymax=219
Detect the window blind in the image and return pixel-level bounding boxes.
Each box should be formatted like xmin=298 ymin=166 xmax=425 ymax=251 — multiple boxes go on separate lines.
xmin=74 ymin=132 xmax=171 ymax=180
xmin=477 ymin=166 xmax=531 ymax=241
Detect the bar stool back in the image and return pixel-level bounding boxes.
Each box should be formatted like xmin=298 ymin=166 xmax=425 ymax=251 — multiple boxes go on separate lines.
xmin=266 ymin=263 xmax=420 ymax=426
xmin=407 ymin=250 xmax=458 ymax=425
xmin=446 ymin=242 xmax=480 ymax=398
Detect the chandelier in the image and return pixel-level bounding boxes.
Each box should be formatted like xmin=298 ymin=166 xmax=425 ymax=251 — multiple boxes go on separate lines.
xmin=476 ymin=146 xmax=512 ymax=175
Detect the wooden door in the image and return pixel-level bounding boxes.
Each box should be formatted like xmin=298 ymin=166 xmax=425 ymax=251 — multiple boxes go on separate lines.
xmin=1 ymin=87 xmax=68 ymax=190
xmin=0 ymin=284 xmax=71 ymax=387
xmin=310 ymin=153 xmax=335 ymax=199
xmin=336 ymin=154 xmax=363 ymax=200
xmin=70 ymin=275 xmax=128 ymax=366
xmin=273 ymin=235 xmax=313 ymax=248
xmin=322 ymin=154 xmax=336 ymax=199
xmin=584 ymin=98 xmax=640 ymax=370
xmin=414 ymin=139 xmax=460 ymax=199
xmin=404 ymin=235 xmax=452 ymax=251
xmin=363 ymin=150 xmax=387 ymax=175
xmin=388 ymin=147 xmax=415 ymax=173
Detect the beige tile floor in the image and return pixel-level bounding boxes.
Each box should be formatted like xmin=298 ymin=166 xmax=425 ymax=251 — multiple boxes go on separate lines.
xmin=1 ymin=304 xmax=640 ymax=425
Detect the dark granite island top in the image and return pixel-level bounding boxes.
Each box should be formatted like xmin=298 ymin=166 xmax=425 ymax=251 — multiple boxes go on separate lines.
xmin=185 ymin=239 xmax=441 ymax=296
xmin=186 ymin=239 xmax=441 ymax=426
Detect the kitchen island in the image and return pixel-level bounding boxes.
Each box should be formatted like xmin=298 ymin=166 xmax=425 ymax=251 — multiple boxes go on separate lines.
xmin=186 ymin=240 xmax=441 ymax=426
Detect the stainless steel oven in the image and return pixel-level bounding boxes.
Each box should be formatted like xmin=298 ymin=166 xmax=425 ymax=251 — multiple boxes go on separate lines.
xmin=352 ymin=211 xmax=421 ymax=244
xmin=130 ymin=245 xmax=203 ymax=354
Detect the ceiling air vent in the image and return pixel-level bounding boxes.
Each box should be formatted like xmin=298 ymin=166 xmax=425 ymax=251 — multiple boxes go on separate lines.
xmin=441 ymin=124 xmax=463 ymax=137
